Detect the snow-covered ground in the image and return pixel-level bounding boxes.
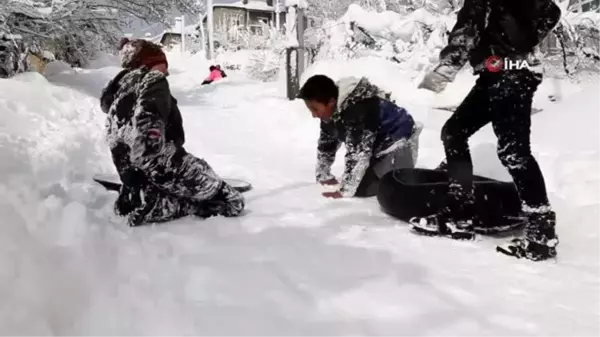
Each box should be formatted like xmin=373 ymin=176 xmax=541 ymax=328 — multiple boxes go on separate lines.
xmin=0 ymin=53 xmax=598 ymax=335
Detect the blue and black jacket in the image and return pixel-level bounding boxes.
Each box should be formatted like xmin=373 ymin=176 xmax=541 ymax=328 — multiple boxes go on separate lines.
xmin=316 ymin=77 xmax=416 ymax=197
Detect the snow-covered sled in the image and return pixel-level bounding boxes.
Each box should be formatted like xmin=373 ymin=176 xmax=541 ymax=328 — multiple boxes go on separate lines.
xmin=93 ymin=174 xmax=252 ymax=193
xmin=434 ymin=106 xmax=543 ymax=114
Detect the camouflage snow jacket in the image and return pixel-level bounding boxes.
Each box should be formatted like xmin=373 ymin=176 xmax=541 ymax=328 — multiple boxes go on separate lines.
xmin=316 ymin=77 xmax=415 ymax=197
xmin=99 ymin=68 xmax=222 ymax=203
xmin=440 ymin=0 xmax=561 ymax=72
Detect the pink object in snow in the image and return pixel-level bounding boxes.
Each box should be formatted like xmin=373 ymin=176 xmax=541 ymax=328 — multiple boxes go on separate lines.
xmin=205 ymin=69 xmax=223 ymax=82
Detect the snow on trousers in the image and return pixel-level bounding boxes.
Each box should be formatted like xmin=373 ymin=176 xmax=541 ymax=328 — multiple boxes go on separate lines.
xmin=440 ymin=69 xmax=552 ymax=220
xmin=355 ymin=135 xmax=418 ymax=197
xmin=355 ymin=124 xmax=423 ymax=197
xmin=119 ymin=149 xmax=245 ymax=226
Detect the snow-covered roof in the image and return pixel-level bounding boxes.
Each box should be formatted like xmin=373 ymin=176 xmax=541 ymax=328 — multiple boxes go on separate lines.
xmin=213 ymin=0 xmax=274 ymax=12
xmin=164 ymin=24 xmax=197 ymax=35
xmin=142 ymin=23 xmax=197 ymax=44
xmin=143 ymin=31 xmax=164 ymax=43
xmin=285 ymin=0 xmax=308 ymax=8
xmin=200 ymin=1 xmax=276 ymax=22
xmin=0 ymin=33 xmax=23 ymax=40
xmin=7 ymin=4 xmax=46 ymax=19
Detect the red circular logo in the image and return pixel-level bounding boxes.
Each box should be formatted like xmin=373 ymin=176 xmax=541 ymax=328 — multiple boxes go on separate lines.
xmin=485 ymin=56 xmax=503 ymax=72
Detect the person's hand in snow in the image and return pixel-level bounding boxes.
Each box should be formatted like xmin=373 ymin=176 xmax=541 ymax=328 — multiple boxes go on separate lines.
xmin=319 ymin=177 xmax=339 ymax=186
xmin=322 ymin=191 xmax=343 ymax=199
xmin=418 ymin=64 xmax=458 ymax=93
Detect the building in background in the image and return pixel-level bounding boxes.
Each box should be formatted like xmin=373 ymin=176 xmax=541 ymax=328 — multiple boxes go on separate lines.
xmin=570 ymin=0 xmax=600 ymax=12
xmin=142 ymin=24 xmax=198 ymax=51
xmin=201 ymin=0 xmax=286 ymax=43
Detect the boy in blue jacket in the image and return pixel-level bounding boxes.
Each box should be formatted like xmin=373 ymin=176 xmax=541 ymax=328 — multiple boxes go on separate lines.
xmin=298 ymin=74 xmax=422 ymax=198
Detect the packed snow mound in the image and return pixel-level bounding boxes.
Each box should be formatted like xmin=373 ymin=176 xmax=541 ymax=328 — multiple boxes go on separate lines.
xmin=0 ymin=64 xmax=123 ymax=334
xmin=43 ymin=60 xmax=76 ymax=77
xmin=46 ymin=65 xmax=122 ymax=98
xmin=84 ymin=52 xmax=120 ymax=69
xmin=314 ymin=4 xmax=455 ymax=70
xmin=343 ymin=4 xmax=452 ymax=42
xmin=0 ymin=66 xmax=115 ymax=247
xmin=0 ymin=71 xmax=110 ymax=179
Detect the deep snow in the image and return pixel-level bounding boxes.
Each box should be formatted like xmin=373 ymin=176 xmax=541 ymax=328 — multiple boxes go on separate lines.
xmin=0 ymin=53 xmax=598 ymax=335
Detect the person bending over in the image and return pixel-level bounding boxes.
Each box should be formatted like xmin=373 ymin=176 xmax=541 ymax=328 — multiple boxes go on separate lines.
xmin=298 ymin=74 xmax=422 ymax=198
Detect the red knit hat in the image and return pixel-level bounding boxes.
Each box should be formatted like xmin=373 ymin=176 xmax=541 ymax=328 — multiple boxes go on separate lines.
xmin=118 ymin=38 xmax=168 ymax=69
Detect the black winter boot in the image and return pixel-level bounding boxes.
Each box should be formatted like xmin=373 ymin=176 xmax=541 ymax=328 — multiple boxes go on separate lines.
xmin=497 ymin=211 xmax=558 ymax=261
xmin=410 ymin=213 xmax=477 ymax=240
xmin=410 ymin=182 xmax=478 ymax=240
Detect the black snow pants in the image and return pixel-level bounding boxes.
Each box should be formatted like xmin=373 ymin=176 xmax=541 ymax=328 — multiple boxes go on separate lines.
xmin=440 ymin=69 xmax=550 ymax=218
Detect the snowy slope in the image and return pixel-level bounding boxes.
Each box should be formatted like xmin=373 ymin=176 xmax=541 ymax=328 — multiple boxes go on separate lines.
xmin=0 ymin=55 xmax=598 ymax=335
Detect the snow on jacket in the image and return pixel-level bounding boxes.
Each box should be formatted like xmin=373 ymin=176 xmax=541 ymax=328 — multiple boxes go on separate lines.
xmin=316 ymin=76 xmax=415 ymax=197
xmin=440 ymin=0 xmax=561 ymax=72
xmin=205 ymin=69 xmax=223 ymax=82
xmin=100 ymin=68 xmax=223 ymax=203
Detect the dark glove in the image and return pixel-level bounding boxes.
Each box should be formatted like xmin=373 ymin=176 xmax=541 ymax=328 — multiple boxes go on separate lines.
xmin=114 ymin=185 xmax=141 ymax=216
xmin=113 ymin=168 xmax=147 ymax=216
xmin=120 ymin=167 xmax=148 ymax=187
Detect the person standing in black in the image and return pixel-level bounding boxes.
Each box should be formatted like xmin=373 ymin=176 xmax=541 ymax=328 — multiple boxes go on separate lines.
xmin=413 ymin=0 xmax=561 ymax=261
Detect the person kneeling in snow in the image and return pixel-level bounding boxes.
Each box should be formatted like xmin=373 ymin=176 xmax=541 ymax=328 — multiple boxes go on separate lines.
xmin=298 ymin=74 xmax=422 ymax=198
xmin=100 ymin=38 xmax=244 ymax=226
xmin=216 ymin=65 xmax=227 ymax=78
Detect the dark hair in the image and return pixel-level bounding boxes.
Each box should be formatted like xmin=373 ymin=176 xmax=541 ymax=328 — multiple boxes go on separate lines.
xmin=118 ymin=37 xmax=130 ymax=50
xmin=297 ymin=74 xmax=338 ymax=103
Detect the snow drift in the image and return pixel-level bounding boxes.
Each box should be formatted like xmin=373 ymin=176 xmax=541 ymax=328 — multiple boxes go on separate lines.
xmin=0 ymin=66 xmax=119 ymax=244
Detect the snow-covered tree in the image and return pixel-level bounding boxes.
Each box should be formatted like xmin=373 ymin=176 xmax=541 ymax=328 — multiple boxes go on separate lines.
xmin=304 ymin=0 xmax=597 ymax=76
xmin=0 ymin=0 xmax=203 ymax=76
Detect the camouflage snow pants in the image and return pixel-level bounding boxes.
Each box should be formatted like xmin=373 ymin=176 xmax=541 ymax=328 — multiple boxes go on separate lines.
xmin=115 ymin=150 xmax=245 ymax=227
